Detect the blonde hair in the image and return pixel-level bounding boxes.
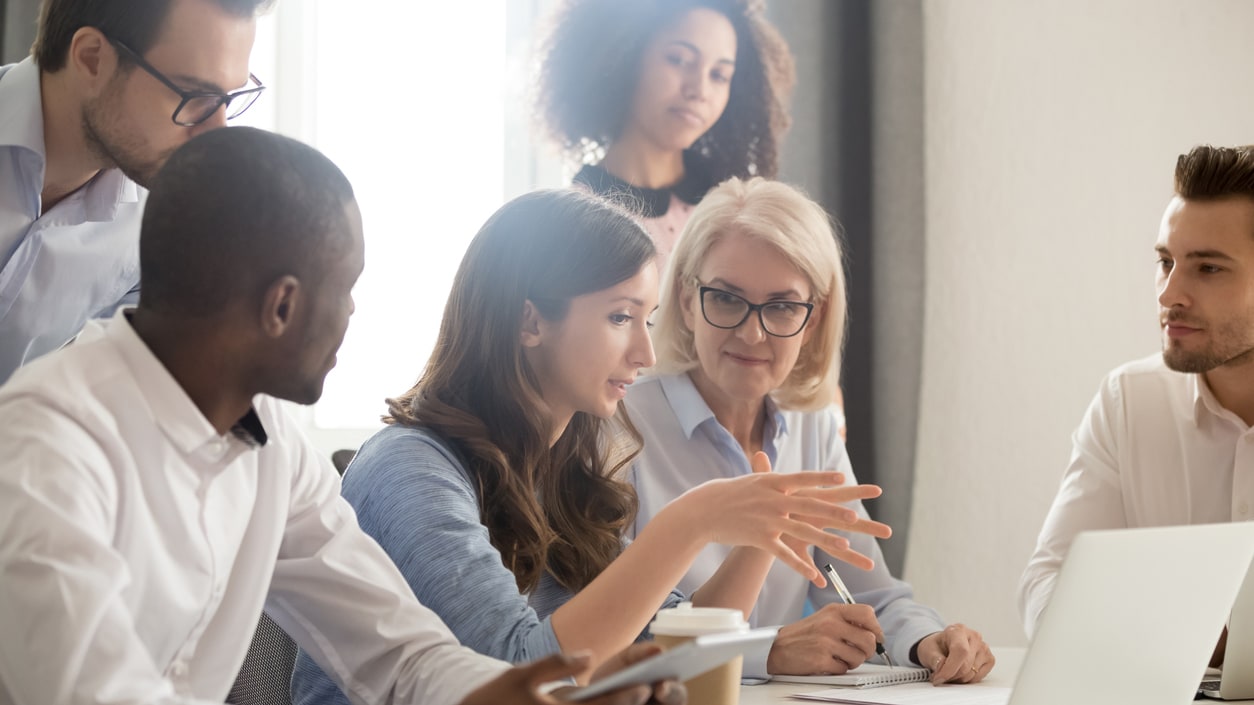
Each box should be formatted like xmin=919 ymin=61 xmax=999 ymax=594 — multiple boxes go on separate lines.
xmin=651 ymin=177 xmax=846 ymax=411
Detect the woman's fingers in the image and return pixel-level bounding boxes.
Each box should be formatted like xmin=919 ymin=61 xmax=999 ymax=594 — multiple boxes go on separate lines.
xmin=750 ymin=450 xmax=773 ymax=474
xmin=824 ymin=545 xmax=876 ymax=571
xmin=762 ymin=536 xmax=823 ymax=583
xmin=774 ymin=495 xmax=892 ymax=539
xmin=776 ymin=518 xmax=873 ymax=564
xmin=792 ymin=484 xmax=882 ymax=503
xmin=796 ymin=512 xmax=891 ymax=540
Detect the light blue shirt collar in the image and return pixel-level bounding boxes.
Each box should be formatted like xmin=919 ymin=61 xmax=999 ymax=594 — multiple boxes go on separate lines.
xmin=656 ymin=371 xmax=789 ymax=456
xmin=0 ymin=57 xmax=140 ymax=221
xmin=0 ymin=58 xmax=45 ymax=159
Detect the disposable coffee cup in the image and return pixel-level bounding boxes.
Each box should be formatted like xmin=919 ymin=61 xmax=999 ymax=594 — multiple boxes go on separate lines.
xmin=649 ymin=602 xmax=750 ymax=705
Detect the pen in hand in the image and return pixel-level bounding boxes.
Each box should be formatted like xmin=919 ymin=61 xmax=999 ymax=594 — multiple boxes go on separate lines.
xmin=823 ymin=563 xmax=894 ymax=669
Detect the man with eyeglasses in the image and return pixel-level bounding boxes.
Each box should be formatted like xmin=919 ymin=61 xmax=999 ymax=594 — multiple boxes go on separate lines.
xmin=0 ymin=0 xmax=270 ymax=384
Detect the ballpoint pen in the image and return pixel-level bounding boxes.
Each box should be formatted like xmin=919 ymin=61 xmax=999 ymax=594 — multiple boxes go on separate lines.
xmin=823 ymin=563 xmax=894 ymax=669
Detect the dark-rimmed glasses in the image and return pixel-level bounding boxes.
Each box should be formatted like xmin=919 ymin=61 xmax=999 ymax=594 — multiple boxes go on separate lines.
xmin=108 ymin=37 xmax=265 ymax=127
xmin=698 ymin=286 xmax=815 ymax=338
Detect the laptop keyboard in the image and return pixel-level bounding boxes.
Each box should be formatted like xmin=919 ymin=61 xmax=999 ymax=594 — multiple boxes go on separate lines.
xmin=1199 ymin=680 xmax=1221 ymax=693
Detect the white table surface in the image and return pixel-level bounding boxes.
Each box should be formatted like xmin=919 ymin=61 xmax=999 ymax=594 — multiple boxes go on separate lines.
xmin=738 ymin=648 xmax=1026 ymax=705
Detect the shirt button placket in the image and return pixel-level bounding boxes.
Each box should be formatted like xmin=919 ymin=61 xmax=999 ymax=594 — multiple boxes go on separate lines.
xmin=1235 ymin=431 xmax=1254 ymax=520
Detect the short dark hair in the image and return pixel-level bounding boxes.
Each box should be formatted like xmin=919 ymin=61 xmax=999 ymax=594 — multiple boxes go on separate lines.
xmin=1175 ymin=145 xmax=1254 ymax=203
xmin=138 ymin=126 xmax=355 ymax=317
xmin=33 ymin=0 xmax=274 ymax=72
xmin=534 ymin=0 xmax=795 ymax=182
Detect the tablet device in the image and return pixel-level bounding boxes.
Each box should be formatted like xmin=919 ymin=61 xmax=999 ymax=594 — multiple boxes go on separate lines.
xmin=562 ymin=627 xmax=778 ymax=702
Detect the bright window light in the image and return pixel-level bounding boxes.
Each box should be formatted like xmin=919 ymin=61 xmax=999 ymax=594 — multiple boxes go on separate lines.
xmin=241 ymin=2 xmax=564 ymax=453
xmin=311 ymin=3 xmax=507 ymax=431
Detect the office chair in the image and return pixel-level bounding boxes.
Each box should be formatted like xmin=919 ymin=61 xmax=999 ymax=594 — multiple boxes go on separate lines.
xmin=331 ymin=449 xmax=356 ymax=475
xmin=226 ymin=447 xmax=358 ymax=703
xmin=226 ymin=612 xmax=298 ymax=705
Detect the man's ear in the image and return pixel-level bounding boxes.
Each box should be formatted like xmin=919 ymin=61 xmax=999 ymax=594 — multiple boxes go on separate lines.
xmin=67 ymin=27 xmax=116 ymax=94
xmin=260 ymin=276 xmax=301 ymax=339
xmin=519 ymin=300 xmax=545 ymax=348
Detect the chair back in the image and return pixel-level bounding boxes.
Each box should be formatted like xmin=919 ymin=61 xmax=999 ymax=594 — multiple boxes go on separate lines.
xmin=226 ymin=613 xmax=297 ymax=705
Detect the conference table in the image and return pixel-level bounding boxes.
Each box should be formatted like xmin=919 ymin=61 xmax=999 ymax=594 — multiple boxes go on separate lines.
xmin=738 ymin=648 xmax=1022 ymax=705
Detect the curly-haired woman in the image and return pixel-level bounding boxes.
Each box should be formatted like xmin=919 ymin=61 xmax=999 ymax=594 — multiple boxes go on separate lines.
xmin=534 ymin=0 xmax=795 ymax=268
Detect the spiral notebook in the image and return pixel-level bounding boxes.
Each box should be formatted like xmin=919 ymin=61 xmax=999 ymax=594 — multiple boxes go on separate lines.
xmin=770 ymin=664 xmax=930 ymax=689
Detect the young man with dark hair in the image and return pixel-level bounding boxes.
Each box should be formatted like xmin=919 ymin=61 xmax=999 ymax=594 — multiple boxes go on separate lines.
xmin=1021 ymin=145 xmax=1254 ymax=661
xmin=0 ymin=0 xmax=270 ymax=384
xmin=0 ymin=126 xmax=684 ymax=705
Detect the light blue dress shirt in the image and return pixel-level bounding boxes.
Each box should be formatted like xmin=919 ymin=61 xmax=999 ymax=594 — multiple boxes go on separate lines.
xmin=289 ymin=423 xmax=685 ymax=705
xmin=0 ymin=58 xmax=144 ymax=384
xmin=625 ymin=372 xmax=946 ymax=676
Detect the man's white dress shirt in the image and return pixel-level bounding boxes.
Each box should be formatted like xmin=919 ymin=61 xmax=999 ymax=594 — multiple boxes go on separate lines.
xmin=1020 ymin=354 xmax=1254 ymax=637
xmin=0 ymin=310 xmax=508 ymax=705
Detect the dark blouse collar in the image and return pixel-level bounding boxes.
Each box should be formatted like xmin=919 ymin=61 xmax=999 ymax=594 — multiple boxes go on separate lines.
xmin=573 ymin=151 xmax=715 ymax=219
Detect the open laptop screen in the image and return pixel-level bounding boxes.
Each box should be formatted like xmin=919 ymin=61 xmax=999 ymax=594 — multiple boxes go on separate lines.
xmin=1011 ymin=523 xmax=1254 ymax=705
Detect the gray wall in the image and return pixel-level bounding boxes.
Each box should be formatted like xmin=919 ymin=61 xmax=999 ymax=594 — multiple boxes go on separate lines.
xmin=866 ymin=1 xmax=925 ymax=580
xmin=2 ymin=0 xmax=38 ymax=64
xmin=768 ymin=0 xmax=926 ymax=577
xmin=905 ymin=0 xmax=1254 ymax=647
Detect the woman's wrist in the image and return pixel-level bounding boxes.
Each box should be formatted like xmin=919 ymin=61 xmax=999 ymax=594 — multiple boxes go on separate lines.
xmin=648 ymin=489 xmax=714 ymax=549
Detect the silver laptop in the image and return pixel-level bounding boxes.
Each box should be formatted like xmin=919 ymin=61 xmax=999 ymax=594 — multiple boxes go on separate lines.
xmin=1009 ymin=523 xmax=1254 ymax=705
xmin=1200 ymin=554 xmax=1254 ymax=700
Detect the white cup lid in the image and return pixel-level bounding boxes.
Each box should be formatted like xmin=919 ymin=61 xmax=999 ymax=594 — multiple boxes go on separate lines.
xmin=649 ymin=602 xmax=749 ymax=636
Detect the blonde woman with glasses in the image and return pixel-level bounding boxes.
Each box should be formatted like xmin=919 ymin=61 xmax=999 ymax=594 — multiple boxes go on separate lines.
xmin=628 ymin=177 xmax=995 ymax=685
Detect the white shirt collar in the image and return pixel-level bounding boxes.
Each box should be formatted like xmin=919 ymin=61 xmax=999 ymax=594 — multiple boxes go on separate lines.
xmin=104 ymin=309 xmax=267 ymax=454
xmin=1189 ymin=369 xmax=1249 ymax=430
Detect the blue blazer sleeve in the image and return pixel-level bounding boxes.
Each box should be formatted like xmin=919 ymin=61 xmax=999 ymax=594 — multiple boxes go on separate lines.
xmin=347 ymin=427 xmax=565 ymax=660
xmin=290 ymin=426 xmax=564 ymax=705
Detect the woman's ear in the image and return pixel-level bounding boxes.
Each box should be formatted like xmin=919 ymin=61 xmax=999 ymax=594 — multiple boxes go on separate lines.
xmin=519 ymin=299 xmax=544 ymax=348
xmin=801 ymin=302 xmax=824 ymax=345
xmin=678 ymin=283 xmax=697 ymax=331
xmin=260 ymin=275 xmax=301 ymax=338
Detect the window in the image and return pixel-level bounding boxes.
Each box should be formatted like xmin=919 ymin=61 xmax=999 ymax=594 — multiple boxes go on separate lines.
xmin=247 ymin=2 xmax=562 ymax=455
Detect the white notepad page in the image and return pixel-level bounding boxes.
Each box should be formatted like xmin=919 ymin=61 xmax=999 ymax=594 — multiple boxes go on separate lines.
xmin=770 ymin=664 xmax=930 ymax=688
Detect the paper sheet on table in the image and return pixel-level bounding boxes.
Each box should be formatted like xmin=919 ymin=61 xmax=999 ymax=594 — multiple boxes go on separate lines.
xmin=771 ymin=664 xmax=930 ymax=688
xmin=790 ymin=682 xmax=1011 ymax=705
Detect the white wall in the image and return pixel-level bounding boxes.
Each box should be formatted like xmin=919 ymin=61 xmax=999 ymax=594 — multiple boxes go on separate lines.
xmin=904 ymin=0 xmax=1254 ymax=647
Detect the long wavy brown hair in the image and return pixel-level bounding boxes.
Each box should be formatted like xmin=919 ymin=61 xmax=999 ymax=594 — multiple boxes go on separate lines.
xmin=534 ymin=0 xmax=795 ymax=181
xmin=386 ymin=189 xmax=657 ymax=594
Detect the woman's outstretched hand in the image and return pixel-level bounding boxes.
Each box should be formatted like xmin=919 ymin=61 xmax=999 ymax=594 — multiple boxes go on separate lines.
xmin=676 ymin=452 xmax=891 ymax=585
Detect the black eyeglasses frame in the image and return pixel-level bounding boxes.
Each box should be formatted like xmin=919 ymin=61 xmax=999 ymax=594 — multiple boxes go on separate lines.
xmin=107 ymin=37 xmax=265 ymax=127
xmin=697 ymin=285 xmax=816 ymax=338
